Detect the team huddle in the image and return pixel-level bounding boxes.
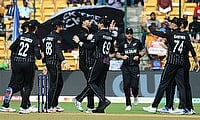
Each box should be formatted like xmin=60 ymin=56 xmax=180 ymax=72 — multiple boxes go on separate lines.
xmin=72 ymin=16 xmax=145 ymax=113
xmin=0 ymin=15 xmax=199 ymax=115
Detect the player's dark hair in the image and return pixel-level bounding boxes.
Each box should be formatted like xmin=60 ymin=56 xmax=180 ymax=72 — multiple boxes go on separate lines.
xmin=52 ymin=19 xmax=63 ymax=30
xmin=98 ymin=16 xmax=110 ymax=28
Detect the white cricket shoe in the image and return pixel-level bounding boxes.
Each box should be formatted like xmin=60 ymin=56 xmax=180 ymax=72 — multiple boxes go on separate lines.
xmin=0 ymin=106 xmax=16 ymax=112
xmin=189 ymin=109 xmax=196 ymax=115
xmin=28 ymin=106 xmax=38 ymax=113
xmin=19 ymin=107 xmax=31 ymax=114
xmin=170 ymin=108 xmax=184 ymax=114
xmin=186 ymin=109 xmax=196 ymax=115
xmin=157 ymin=106 xmax=172 ymax=113
xmin=55 ymin=106 xmax=64 ymax=112
xmin=134 ymin=97 xmax=139 ymax=106
xmin=85 ymin=107 xmax=96 ymax=113
xmin=125 ymin=105 xmax=132 ymax=111
xmin=72 ymin=98 xmax=83 ymax=112
xmin=171 ymin=108 xmax=190 ymax=115
xmin=45 ymin=107 xmax=56 ymax=113
xmin=143 ymin=106 xmax=157 ymax=113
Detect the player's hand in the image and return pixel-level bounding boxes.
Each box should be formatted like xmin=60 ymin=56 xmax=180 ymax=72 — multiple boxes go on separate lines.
xmin=122 ymin=55 xmax=129 ymax=60
xmin=133 ymin=56 xmax=140 ymax=61
xmin=194 ymin=62 xmax=200 ymax=72
xmin=42 ymin=66 xmax=47 ymax=75
xmin=109 ymin=20 xmax=116 ymax=31
xmin=40 ymin=51 xmax=44 ymax=59
xmin=109 ymin=53 xmax=116 ymax=58
xmin=62 ymin=63 xmax=70 ymax=70
xmin=73 ymin=35 xmax=80 ymax=43
xmin=87 ymin=34 xmax=93 ymax=40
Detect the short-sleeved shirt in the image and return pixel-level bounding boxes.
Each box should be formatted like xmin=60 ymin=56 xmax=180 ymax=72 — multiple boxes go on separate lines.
xmin=18 ymin=6 xmax=34 ymax=18
xmin=118 ymin=38 xmax=143 ymax=66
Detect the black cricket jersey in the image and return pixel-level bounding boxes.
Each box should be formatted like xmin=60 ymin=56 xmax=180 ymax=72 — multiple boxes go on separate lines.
xmin=78 ymin=27 xmax=94 ymax=67
xmin=181 ymin=30 xmax=197 ymax=63
xmin=117 ymin=37 xmax=143 ymax=66
xmin=9 ymin=32 xmax=42 ymax=63
xmin=82 ymin=29 xmax=115 ymax=59
xmin=42 ymin=31 xmax=65 ymax=65
xmin=149 ymin=26 xmax=195 ymax=66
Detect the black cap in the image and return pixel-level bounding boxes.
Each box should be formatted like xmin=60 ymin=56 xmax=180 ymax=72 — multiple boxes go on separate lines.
xmin=168 ymin=17 xmax=181 ymax=27
xmin=21 ymin=21 xmax=29 ymax=30
xmin=125 ymin=27 xmax=133 ymax=34
xmin=52 ymin=19 xmax=63 ymax=27
xmin=29 ymin=20 xmax=40 ymax=28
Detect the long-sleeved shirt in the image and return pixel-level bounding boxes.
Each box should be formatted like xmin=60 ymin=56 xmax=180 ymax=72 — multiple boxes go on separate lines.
xmin=148 ymin=26 xmax=196 ymax=66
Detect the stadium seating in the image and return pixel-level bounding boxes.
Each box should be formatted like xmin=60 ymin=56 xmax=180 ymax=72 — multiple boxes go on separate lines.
xmin=55 ymin=0 xmax=68 ymax=11
xmin=35 ymin=60 xmax=43 ymax=70
xmin=0 ymin=6 xmax=5 ymax=16
xmin=183 ymin=2 xmax=196 ymax=15
xmin=183 ymin=3 xmax=196 ymax=22
xmin=62 ymin=52 xmax=78 ymax=70
xmin=143 ymin=0 xmax=157 ymax=15
xmin=169 ymin=2 xmax=181 ymax=16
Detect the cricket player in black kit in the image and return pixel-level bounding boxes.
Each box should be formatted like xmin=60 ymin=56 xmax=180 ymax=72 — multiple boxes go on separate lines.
xmin=160 ymin=18 xmax=198 ymax=114
xmin=116 ymin=27 xmax=145 ymax=111
xmin=42 ymin=19 xmax=67 ymax=113
xmin=25 ymin=20 xmax=41 ymax=111
xmin=72 ymin=16 xmax=95 ymax=112
xmin=0 ymin=20 xmax=43 ymax=114
xmin=73 ymin=17 xmax=115 ymax=113
xmin=143 ymin=17 xmax=199 ymax=114
xmin=0 ymin=21 xmax=29 ymax=113
xmin=22 ymin=20 xmax=42 ymax=113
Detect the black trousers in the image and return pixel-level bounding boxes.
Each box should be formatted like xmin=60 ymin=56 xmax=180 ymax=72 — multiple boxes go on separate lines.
xmin=79 ymin=60 xmax=94 ymax=108
xmin=166 ymin=63 xmax=194 ymax=110
xmin=3 ymin=62 xmax=35 ymax=109
xmin=46 ymin=64 xmax=63 ymax=108
xmin=76 ymin=59 xmax=109 ymax=103
xmin=121 ymin=65 xmax=140 ymax=106
xmin=152 ymin=64 xmax=186 ymax=109
xmin=165 ymin=79 xmax=176 ymax=109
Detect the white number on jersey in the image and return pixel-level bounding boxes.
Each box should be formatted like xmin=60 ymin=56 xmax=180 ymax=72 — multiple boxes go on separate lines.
xmin=18 ymin=42 xmax=29 ymax=57
xmin=173 ymin=40 xmax=184 ymax=54
xmin=102 ymin=41 xmax=111 ymax=55
xmin=45 ymin=42 xmax=52 ymax=55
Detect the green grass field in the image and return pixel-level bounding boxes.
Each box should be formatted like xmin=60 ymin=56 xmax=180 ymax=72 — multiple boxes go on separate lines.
xmin=0 ymin=102 xmax=200 ymax=120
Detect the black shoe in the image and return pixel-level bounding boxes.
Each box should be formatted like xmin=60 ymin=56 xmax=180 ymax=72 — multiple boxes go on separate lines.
xmin=92 ymin=109 xmax=105 ymax=113
xmin=98 ymin=99 xmax=111 ymax=111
